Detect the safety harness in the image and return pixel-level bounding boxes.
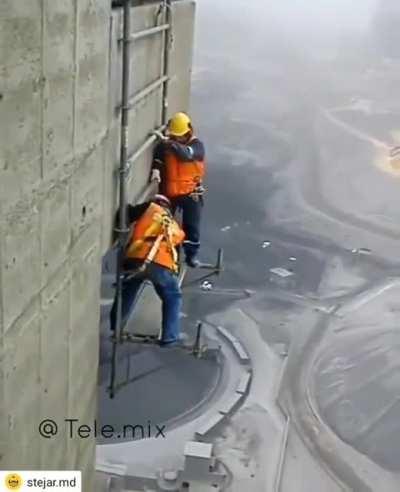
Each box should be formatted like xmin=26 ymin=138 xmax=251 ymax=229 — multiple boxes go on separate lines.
xmin=189 ymin=184 xmax=205 ymax=202
xmin=123 ymin=212 xmax=178 ymax=281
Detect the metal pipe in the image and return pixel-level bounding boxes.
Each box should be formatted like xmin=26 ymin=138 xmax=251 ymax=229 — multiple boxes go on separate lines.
xmin=126 ymin=124 xmax=166 ymax=175
xmin=178 ymin=264 xmax=188 ymax=288
xmin=126 ymin=75 xmax=168 ymax=110
xmin=161 ymin=0 xmax=172 ymax=125
xmin=131 ymin=23 xmax=169 ymax=41
xmin=110 ymin=0 xmax=131 ymax=398
xmin=136 ymin=180 xmax=158 ymax=203
xmin=192 ymin=321 xmax=203 ymax=357
xmin=116 ymin=0 xmax=131 ymax=341
xmin=216 ymin=248 xmax=224 ymax=273
xmin=117 ymin=23 xmax=169 ymax=42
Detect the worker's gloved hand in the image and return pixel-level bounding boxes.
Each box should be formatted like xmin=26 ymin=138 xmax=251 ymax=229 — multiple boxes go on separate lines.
xmin=151 ymin=130 xmax=168 ymax=142
xmin=151 ymin=169 xmax=161 ymax=183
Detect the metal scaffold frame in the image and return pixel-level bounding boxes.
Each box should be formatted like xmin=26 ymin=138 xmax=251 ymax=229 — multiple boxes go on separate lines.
xmin=109 ymin=0 xmax=132 ymax=399
xmin=109 ymin=0 xmax=175 ymax=399
xmin=108 ymin=0 xmax=224 ymax=399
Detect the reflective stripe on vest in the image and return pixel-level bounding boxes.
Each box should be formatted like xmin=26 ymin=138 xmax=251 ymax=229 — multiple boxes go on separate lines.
xmin=125 ymin=202 xmax=185 ymax=272
xmin=164 ymin=138 xmax=205 ymax=197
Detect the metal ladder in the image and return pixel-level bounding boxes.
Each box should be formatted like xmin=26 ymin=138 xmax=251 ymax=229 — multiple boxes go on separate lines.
xmin=109 ymin=0 xmax=173 ymax=399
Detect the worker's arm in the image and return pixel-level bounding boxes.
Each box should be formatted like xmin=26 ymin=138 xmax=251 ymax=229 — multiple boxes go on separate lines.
xmin=150 ymin=142 xmax=167 ymax=183
xmin=151 ymin=142 xmax=167 ymax=172
xmin=168 ymin=138 xmax=205 ymax=162
xmin=112 ymin=202 xmax=151 ymax=245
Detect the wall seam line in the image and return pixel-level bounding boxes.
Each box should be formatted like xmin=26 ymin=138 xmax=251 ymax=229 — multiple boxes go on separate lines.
xmin=72 ymin=0 xmax=79 ymax=153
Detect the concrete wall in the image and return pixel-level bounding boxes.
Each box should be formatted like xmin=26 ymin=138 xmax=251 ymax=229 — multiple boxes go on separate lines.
xmin=0 ymin=0 xmax=195 ymax=489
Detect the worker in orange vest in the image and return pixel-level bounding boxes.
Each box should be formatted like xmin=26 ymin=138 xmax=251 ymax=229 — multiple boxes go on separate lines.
xmin=110 ymin=194 xmax=185 ymax=347
xmin=151 ymin=112 xmax=205 ymax=268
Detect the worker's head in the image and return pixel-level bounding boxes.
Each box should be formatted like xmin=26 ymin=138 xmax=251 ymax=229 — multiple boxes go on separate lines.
xmin=167 ymin=112 xmax=193 ymax=143
xmin=153 ymin=194 xmax=172 ymax=209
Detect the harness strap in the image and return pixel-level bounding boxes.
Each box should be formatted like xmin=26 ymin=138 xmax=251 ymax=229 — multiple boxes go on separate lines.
xmin=124 ymin=213 xmax=178 ymax=280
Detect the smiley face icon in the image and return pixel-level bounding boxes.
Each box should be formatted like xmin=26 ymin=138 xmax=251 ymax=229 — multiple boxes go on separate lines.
xmin=5 ymin=473 xmax=23 ymax=490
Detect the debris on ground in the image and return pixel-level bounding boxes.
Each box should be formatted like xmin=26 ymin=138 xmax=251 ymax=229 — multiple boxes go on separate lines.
xmin=269 ymin=267 xmax=296 ymax=289
xmin=351 ymin=247 xmax=372 ymax=255
xmin=269 ymin=267 xmax=294 ymax=278
xmin=201 ymin=280 xmax=214 ymax=291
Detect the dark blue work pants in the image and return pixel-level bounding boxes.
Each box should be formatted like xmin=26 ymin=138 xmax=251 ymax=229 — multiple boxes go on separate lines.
xmin=171 ymin=195 xmax=203 ymax=261
xmin=110 ymin=262 xmax=182 ymax=343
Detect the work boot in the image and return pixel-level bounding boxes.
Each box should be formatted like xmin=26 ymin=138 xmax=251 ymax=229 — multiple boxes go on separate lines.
xmin=186 ymin=256 xmax=200 ymax=268
xmin=158 ymin=333 xmax=187 ymax=348
xmin=158 ymin=339 xmax=184 ymax=348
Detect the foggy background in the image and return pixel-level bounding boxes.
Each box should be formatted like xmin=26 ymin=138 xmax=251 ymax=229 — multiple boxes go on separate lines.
xmin=195 ymin=0 xmax=400 ymax=60
xmin=184 ymin=0 xmax=400 ymax=478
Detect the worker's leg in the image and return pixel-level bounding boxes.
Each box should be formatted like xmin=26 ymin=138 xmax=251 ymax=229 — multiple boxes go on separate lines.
xmin=169 ymin=197 xmax=180 ymax=216
xmin=149 ymin=264 xmax=182 ymax=343
xmin=181 ymin=195 xmax=202 ymax=266
xmin=109 ymin=276 xmax=144 ymax=332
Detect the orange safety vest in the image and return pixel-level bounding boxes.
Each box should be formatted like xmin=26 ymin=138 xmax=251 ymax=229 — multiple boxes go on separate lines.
xmin=164 ymin=137 xmax=206 ymax=198
xmin=125 ymin=202 xmax=185 ymax=272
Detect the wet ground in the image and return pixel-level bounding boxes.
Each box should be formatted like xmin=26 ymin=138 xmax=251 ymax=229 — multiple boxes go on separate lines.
xmin=314 ymin=283 xmax=400 ymax=473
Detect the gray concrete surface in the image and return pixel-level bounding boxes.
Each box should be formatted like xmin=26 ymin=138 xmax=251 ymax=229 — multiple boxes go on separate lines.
xmin=0 ymin=1 xmax=195 ymax=488
xmin=314 ymin=281 xmax=400 ymax=474
xmin=1 ymin=3 xmax=111 ymax=489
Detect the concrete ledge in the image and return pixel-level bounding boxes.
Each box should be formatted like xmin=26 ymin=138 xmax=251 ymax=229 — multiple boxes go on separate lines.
xmin=236 ymin=371 xmax=251 ymax=395
xmin=96 ymin=460 xmax=127 ymax=476
xmin=193 ymin=331 xmax=253 ymax=440
xmin=195 ymin=413 xmax=226 ymax=439
xmin=218 ymin=393 xmax=243 ymax=416
xmin=217 ymin=325 xmax=238 ymax=345
xmin=216 ymin=325 xmax=250 ymax=364
xmin=232 ymin=341 xmax=250 ymax=363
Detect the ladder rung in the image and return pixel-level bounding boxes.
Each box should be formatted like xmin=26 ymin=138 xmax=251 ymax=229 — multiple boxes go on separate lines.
xmin=118 ymin=24 xmax=170 ymax=42
xmin=127 ymin=75 xmax=169 ymax=109
xmin=131 ymin=24 xmax=170 ymax=41
xmin=126 ymin=124 xmax=166 ymax=172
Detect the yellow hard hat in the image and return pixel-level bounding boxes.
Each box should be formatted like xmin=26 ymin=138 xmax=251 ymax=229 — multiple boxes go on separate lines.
xmin=167 ymin=112 xmax=192 ymax=137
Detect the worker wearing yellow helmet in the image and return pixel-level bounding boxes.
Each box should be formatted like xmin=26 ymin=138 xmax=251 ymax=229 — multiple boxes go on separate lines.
xmin=151 ymin=112 xmax=206 ymax=268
